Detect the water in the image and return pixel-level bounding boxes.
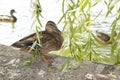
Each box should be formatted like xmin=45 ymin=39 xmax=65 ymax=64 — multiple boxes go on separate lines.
xmin=0 ymin=0 xmax=119 ymax=46
xmin=89 ymin=0 xmax=120 ymax=33
xmin=0 ymin=0 xmax=63 ymax=46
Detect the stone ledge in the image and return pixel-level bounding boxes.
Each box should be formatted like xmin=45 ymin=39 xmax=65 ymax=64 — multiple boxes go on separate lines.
xmin=0 ymin=44 xmax=120 ymax=80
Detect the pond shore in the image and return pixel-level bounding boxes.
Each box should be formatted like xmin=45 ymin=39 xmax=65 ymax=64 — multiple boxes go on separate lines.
xmin=0 ymin=44 xmax=119 ymax=80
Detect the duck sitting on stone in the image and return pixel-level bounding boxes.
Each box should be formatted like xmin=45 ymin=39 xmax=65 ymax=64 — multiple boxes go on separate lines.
xmin=0 ymin=9 xmax=17 ymax=23
xmin=12 ymin=21 xmax=64 ymax=63
xmin=96 ymin=31 xmax=117 ymax=44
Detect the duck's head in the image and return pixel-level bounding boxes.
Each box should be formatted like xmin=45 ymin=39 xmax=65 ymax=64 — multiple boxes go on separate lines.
xmin=10 ymin=9 xmax=16 ymax=15
xmin=45 ymin=21 xmax=61 ymax=33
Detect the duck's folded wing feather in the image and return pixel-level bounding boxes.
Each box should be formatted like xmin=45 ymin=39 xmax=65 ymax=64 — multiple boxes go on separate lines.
xmin=12 ymin=33 xmax=37 ymax=48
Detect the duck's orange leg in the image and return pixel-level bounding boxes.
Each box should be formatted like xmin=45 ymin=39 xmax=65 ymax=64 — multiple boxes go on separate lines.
xmin=41 ymin=53 xmax=53 ymax=63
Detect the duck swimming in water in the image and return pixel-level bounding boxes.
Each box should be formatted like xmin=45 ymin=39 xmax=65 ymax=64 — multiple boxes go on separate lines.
xmin=0 ymin=9 xmax=17 ymax=22
xmin=96 ymin=31 xmax=117 ymax=44
xmin=12 ymin=21 xmax=64 ymax=63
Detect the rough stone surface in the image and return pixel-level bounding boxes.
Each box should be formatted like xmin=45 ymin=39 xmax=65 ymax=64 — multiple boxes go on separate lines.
xmin=0 ymin=44 xmax=120 ymax=80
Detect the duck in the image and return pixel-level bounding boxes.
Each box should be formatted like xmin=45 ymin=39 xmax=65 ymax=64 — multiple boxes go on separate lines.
xmin=96 ymin=31 xmax=117 ymax=44
xmin=0 ymin=9 xmax=17 ymax=23
xmin=12 ymin=21 xmax=64 ymax=63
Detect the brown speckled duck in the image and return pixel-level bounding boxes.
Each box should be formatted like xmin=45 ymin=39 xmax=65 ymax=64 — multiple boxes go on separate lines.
xmin=12 ymin=21 xmax=64 ymax=63
xmin=96 ymin=31 xmax=116 ymax=44
xmin=0 ymin=9 xmax=17 ymax=22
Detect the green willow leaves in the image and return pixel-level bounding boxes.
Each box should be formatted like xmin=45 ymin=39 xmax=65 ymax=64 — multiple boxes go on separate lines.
xmin=58 ymin=0 xmax=120 ymax=66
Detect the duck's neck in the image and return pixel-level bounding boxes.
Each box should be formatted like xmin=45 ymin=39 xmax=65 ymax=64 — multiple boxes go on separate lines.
xmin=10 ymin=12 xmax=17 ymax=22
xmin=10 ymin=12 xmax=14 ymax=17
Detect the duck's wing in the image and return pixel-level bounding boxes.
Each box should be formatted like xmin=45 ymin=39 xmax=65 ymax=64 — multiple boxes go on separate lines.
xmin=11 ymin=31 xmax=49 ymax=48
xmin=12 ymin=33 xmax=37 ymax=48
